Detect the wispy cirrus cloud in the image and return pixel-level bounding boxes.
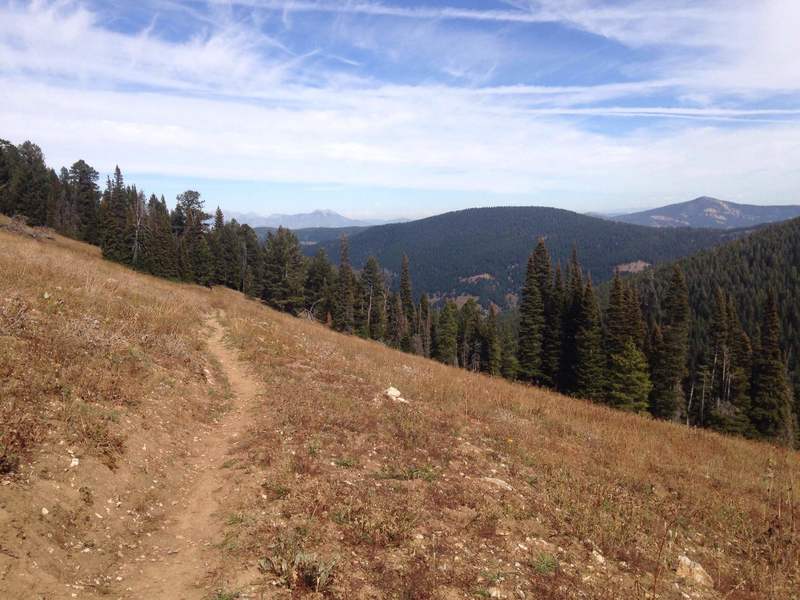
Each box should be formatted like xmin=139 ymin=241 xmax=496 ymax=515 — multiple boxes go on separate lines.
xmin=0 ymin=0 xmax=798 ymax=216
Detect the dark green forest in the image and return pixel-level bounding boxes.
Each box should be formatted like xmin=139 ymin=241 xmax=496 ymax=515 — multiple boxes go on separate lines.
xmin=2 ymin=138 xmax=796 ymax=446
xmin=614 ymin=217 xmax=800 ymax=432
xmin=314 ymin=206 xmax=748 ymax=306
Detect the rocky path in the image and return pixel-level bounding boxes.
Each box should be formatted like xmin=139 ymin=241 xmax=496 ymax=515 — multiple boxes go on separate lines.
xmin=113 ymin=315 xmax=260 ymax=599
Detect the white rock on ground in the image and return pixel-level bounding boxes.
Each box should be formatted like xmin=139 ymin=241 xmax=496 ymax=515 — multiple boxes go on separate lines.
xmin=483 ymin=477 xmax=514 ymax=491
xmin=382 ymin=387 xmax=409 ymax=403
xmin=676 ymin=555 xmax=714 ymax=588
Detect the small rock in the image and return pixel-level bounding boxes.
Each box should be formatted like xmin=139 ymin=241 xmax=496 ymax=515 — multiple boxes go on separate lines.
xmin=41 ymin=507 xmax=49 ymax=516
xmin=592 ymin=549 xmax=605 ymax=565
xmin=488 ymin=588 xmax=507 ymax=599
xmin=70 ymin=457 xmax=80 ymax=468
xmin=676 ymin=555 xmax=714 ymax=588
xmin=483 ymin=477 xmax=513 ymax=491
xmin=379 ymin=387 xmax=409 ymax=403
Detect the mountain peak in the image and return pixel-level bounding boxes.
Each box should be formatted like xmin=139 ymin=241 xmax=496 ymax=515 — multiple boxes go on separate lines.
xmin=614 ymin=197 xmax=800 ymax=229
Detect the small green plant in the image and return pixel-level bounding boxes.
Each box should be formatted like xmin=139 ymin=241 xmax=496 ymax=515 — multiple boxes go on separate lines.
xmin=212 ymin=590 xmax=240 ymax=600
xmin=334 ymin=457 xmax=357 ymax=468
xmin=533 ymin=552 xmax=558 ymax=575
xmin=226 ymin=512 xmax=246 ymax=526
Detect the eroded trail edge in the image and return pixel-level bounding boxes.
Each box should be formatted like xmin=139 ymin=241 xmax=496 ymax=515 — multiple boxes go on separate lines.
xmin=115 ymin=314 xmax=261 ymax=599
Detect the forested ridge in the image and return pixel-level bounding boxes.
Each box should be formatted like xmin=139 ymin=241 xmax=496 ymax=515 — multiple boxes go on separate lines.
xmin=616 ymin=217 xmax=800 ymax=432
xmin=314 ymin=206 xmax=748 ymax=306
xmin=1 ymin=138 xmax=796 ymax=446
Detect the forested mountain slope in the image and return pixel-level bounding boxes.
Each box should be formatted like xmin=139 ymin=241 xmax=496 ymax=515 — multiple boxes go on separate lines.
xmin=254 ymin=225 xmax=369 ymax=245
xmin=614 ymin=196 xmax=800 ymax=229
xmin=625 ymin=217 xmax=800 ymax=412
xmin=317 ymin=206 xmax=747 ymax=305
xmin=1 ymin=217 xmax=798 ymax=599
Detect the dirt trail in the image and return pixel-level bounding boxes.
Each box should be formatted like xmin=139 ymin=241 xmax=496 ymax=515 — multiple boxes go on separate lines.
xmin=114 ymin=315 xmax=260 ymax=599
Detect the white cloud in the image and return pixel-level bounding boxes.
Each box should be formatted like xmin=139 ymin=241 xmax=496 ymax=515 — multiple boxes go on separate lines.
xmin=0 ymin=0 xmax=798 ymax=213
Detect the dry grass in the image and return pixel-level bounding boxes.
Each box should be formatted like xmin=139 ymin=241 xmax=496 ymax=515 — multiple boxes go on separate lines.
xmin=1 ymin=217 xmax=798 ymax=599
xmin=218 ymin=298 xmax=800 ymax=599
xmin=0 ymin=218 xmax=211 ymax=471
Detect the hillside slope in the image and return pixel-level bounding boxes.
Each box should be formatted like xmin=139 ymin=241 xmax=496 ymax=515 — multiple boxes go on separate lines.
xmin=1 ymin=218 xmax=798 ymax=599
xmin=620 ymin=216 xmax=800 ymax=409
xmin=614 ymin=197 xmax=800 ymax=229
xmin=316 ymin=207 xmax=745 ymax=306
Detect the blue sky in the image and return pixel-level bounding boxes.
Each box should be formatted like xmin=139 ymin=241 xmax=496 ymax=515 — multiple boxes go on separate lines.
xmin=1 ymin=0 xmax=799 ymax=218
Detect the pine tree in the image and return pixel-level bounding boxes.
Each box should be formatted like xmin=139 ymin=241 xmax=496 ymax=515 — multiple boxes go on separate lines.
xmin=418 ymin=294 xmax=432 ymax=357
xmin=574 ymin=280 xmax=605 ymax=400
xmin=386 ymin=292 xmax=406 ymax=348
xmin=559 ymin=247 xmax=584 ymax=392
xmin=459 ymin=299 xmax=482 ymax=371
xmin=435 ymin=301 xmax=459 ymax=366
xmin=517 ymin=252 xmax=544 ymax=383
xmin=606 ymin=339 xmax=652 ymax=412
xmin=750 ymin=293 xmax=795 ymax=443
xmin=211 ymin=207 xmax=225 ymax=285
xmin=649 ymin=265 xmax=690 ymax=420
xmin=533 ymin=239 xmax=560 ymax=387
xmin=239 ymin=224 xmax=264 ymax=297
xmin=262 ymin=227 xmax=306 ymax=313
xmin=101 ymin=166 xmax=130 ymax=263
xmin=399 ymin=254 xmax=416 ymax=333
xmin=305 ymin=249 xmax=334 ymax=321
xmin=67 ymin=160 xmax=100 ymax=244
xmin=605 ymin=271 xmax=629 ymax=359
xmin=8 ymin=142 xmax=50 ymax=227
xmin=500 ymin=324 xmax=519 ymax=380
xmin=485 ymin=305 xmax=502 ymax=376
xmin=361 ymin=256 xmax=387 ymax=340
xmin=333 ymin=236 xmax=355 ymax=333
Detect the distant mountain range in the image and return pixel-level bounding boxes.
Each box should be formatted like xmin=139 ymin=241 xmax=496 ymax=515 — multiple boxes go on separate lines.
xmin=226 ymin=209 xmax=401 ymax=229
xmin=613 ymin=196 xmax=800 ymax=229
xmin=313 ymin=206 xmax=747 ymax=307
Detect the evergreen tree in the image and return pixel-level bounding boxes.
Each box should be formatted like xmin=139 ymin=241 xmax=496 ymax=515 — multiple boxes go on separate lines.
xmin=500 ymin=324 xmax=519 ymax=380
xmin=606 ymin=339 xmax=651 ymax=412
xmin=434 ymin=301 xmax=459 ymax=366
xmin=333 ymin=236 xmax=355 ymax=332
xmin=533 ymin=239 xmax=560 ymax=387
xmin=517 ymin=252 xmax=544 ymax=383
xmin=304 ymin=249 xmax=334 ymax=321
xmin=68 ymin=160 xmax=100 ymax=244
xmin=101 ymin=166 xmax=130 ymax=263
xmin=8 ymin=142 xmax=50 ymax=227
xmin=605 ymin=271 xmax=629 ymax=359
xmin=559 ymin=246 xmax=584 ymax=392
xmin=418 ymin=294 xmax=432 ymax=357
xmin=386 ymin=292 xmax=406 ymax=348
xmin=649 ymin=265 xmax=690 ymax=420
xmin=399 ymin=254 xmax=416 ymax=332
xmin=750 ymin=294 xmax=795 ymax=443
xmin=459 ymin=299 xmax=482 ymax=371
xmin=485 ymin=305 xmax=502 ymax=376
xmin=262 ymin=227 xmax=306 ymax=313
xmin=360 ymin=256 xmax=386 ymax=340
xmin=574 ymin=280 xmax=605 ymax=400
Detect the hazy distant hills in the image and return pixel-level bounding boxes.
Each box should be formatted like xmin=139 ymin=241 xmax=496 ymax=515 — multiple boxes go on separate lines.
xmin=613 ymin=196 xmax=800 ymax=229
xmin=315 ymin=206 xmax=746 ymax=307
xmin=227 ymin=209 xmax=401 ymax=229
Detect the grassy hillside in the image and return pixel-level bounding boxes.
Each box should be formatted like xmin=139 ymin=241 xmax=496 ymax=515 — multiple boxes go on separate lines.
xmin=1 ymin=216 xmax=798 ymax=599
xmin=315 ymin=207 xmax=746 ymax=306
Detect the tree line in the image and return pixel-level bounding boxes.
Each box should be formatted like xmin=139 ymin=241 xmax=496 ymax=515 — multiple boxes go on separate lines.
xmin=1 ymin=139 xmax=795 ymax=446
